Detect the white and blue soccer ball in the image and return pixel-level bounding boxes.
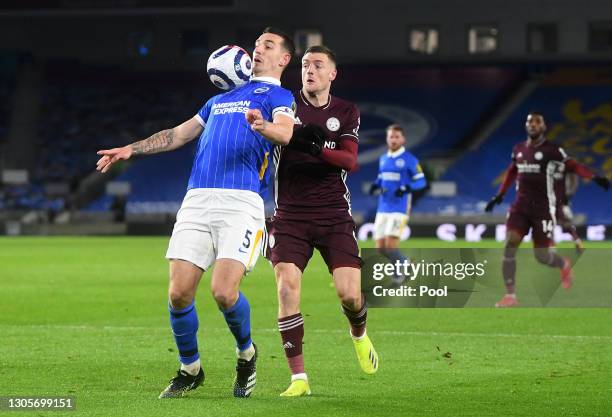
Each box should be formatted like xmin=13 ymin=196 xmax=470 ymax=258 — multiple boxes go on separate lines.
xmin=206 ymin=45 xmax=252 ymax=91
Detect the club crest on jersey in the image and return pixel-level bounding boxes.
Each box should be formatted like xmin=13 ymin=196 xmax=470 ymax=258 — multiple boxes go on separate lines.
xmin=395 ymin=159 xmax=406 ymax=168
xmin=326 ymin=117 xmax=340 ymax=131
xmin=534 ymin=151 xmax=543 ymax=160
xmin=253 ymin=87 xmax=270 ymax=94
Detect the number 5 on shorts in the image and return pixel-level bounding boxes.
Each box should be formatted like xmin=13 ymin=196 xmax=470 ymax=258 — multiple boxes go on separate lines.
xmin=242 ymin=229 xmax=252 ymax=250
xmin=244 ymin=228 xmax=263 ymax=272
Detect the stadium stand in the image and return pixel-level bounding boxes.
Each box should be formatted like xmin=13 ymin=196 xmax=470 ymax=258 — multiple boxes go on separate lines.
xmin=4 ymin=62 xmax=609 ymax=225
xmin=417 ymin=67 xmax=612 ymax=223
xmin=88 ymin=65 xmax=522 ymax=216
xmin=35 ymin=63 xmax=209 ymax=184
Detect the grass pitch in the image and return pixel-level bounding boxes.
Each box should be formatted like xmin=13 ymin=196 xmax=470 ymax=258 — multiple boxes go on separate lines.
xmin=0 ymin=237 xmax=611 ymax=417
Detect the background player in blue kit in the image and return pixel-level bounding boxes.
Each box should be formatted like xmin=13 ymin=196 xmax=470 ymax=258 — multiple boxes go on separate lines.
xmin=369 ymin=124 xmax=427 ymax=265
xmin=95 ymin=27 xmax=296 ymax=398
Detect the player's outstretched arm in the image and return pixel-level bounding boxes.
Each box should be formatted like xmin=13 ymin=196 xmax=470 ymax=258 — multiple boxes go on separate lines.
xmin=497 ymin=163 xmax=517 ymax=195
xmin=484 ymin=193 xmax=504 ymax=212
xmin=593 ymin=176 xmax=610 ymax=190
xmin=245 ymin=109 xmax=293 ymax=145
xmin=96 ymin=117 xmax=203 ymax=173
xmin=485 ymin=163 xmax=517 ymax=212
xmin=565 ymin=159 xmax=610 ymax=190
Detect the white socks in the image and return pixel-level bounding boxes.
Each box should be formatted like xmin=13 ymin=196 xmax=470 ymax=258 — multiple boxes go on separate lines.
xmin=291 ymin=373 xmax=308 ymax=382
xmin=351 ymin=329 xmax=367 ymax=341
xmin=237 ymin=343 xmax=255 ymax=361
xmin=180 ymin=358 xmax=201 ymax=376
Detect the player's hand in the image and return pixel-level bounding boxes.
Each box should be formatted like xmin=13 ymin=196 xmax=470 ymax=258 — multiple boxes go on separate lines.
xmin=593 ymin=175 xmax=610 ymax=191
xmin=394 ymin=185 xmax=410 ymax=197
xmin=294 ymin=124 xmax=327 ymax=147
xmin=287 ymin=137 xmax=322 ymax=156
xmin=288 ymin=124 xmax=326 ymax=156
xmin=369 ymin=183 xmax=383 ymax=196
xmin=484 ymin=193 xmax=504 ymax=212
xmin=96 ymin=146 xmax=133 ymax=173
xmin=246 ymin=109 xmax=267 ymax=132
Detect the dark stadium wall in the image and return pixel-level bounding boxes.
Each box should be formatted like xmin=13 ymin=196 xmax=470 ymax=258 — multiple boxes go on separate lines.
xmin=0 ymin=0 xmax=611 ymax=68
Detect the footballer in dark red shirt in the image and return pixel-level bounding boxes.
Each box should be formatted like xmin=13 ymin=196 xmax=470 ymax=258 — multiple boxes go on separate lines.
xmin=265 ymin=45 xmax=378 ymax=396
xmin=485 ymin=111 xmax=609 ymax=307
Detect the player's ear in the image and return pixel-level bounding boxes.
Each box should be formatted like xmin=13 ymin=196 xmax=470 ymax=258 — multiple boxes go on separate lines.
xmin=279 ymin=52 xmax=291 ymax=68
xmin=329 ymin=68 xmax=337 ymax=82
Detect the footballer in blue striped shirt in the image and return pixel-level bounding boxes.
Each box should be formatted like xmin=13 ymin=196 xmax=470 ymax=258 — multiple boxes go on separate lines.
xmin=96 ymin=27 xmax=296 ymax=399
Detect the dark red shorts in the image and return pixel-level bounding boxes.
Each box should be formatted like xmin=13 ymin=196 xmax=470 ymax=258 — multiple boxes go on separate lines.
xmin=506 ymin=206 xmax=555 ymax=247
xmin=264 ymin=216 xmax=362 ymax=273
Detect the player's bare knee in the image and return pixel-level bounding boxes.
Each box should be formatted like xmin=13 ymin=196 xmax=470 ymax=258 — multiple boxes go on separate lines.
xmin=533 ymin=248 xmax=551 ymax=265
xmin=211 ymin=287 xmax=238 ymax=310
xmin=277 ymin=281 xmax=298 ymax=301
xmin=168 ymin=288 xmax=193 ymax=310
xmin=505 ymin=239 xmax=520 ymax=250
xmin=274 ymin=264 xmax=300 ymax=298
xmin=339 ymin=291 xmax=362 ymax=311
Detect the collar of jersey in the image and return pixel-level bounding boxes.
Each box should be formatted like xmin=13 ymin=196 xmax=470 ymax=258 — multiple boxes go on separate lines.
xmin=387 ymin=146 xmax=406 ymax=158
xmin=299 ymin=89 xmax=331 ymax=109
xmin=251 ymin=76 xmax=281 ymax=86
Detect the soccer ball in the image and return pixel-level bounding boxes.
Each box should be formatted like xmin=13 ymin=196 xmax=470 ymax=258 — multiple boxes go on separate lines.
xmin=206 ymin=45 xmax=252 ymax=91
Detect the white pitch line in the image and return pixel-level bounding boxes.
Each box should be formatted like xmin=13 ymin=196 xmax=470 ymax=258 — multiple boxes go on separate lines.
xmin=1 ymin=324 xmax=611 ymax=341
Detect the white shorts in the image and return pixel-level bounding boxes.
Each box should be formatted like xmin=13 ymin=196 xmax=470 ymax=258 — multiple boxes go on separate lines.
xmin=166 ymin=188 xmax=265 ymax=273
xmin=374 ymin=212 xmax=409 ymax=240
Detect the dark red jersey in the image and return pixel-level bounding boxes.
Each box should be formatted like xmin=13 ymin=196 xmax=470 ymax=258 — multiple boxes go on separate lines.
xmin=273 ymin=90 xmax=360 ymax=223
xmin=510 ymin=138 xmax=567 ymax=215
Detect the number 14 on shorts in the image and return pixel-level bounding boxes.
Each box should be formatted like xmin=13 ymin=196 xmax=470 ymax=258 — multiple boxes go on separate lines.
xmin=541 ymin=220 xmax=553 ymax=237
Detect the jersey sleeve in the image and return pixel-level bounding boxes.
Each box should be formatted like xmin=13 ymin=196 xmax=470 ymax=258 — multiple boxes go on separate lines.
xmin=498 ymin=145 xmax=519 ymax=195
xmin=195 ymin=97 xmax=214 ymax=127
xmin=268 ymin=88 xmax=296 ymax=121
xmin=339 ymin=104 xmax=360 ymax=143
xmin=406 ymin=155 xmax=427 ymax=190
xmin=373 ymin=156 xmax=384 ymax=187
xmin=510 ymin=145 xmax=518 ymax=164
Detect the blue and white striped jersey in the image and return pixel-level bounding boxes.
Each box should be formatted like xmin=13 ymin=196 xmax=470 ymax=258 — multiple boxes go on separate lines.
xmin=188 ymin=76 xmax=295 ymax=195
xmin=374 ymin=146 xmax=427 ymax=214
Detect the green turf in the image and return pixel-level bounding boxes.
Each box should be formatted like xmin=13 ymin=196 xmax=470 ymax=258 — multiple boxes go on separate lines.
xmin=0 ymin=237 xmax=611 ymax=417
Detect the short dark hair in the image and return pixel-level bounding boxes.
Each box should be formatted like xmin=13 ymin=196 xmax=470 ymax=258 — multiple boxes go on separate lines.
xmin=386 ymin=123 xmax=404 ymax=135
xmin=262 ymin=26 xmax=295 ymax=59
xmin=303 ymin=45 xmax=337 ymax=65
xmin=528 ymin=111 xmax=546 ymax=121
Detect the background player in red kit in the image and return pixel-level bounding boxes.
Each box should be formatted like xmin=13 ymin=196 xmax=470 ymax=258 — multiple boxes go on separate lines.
xmin=265 ymin=45 xmax=378 ymax=397
xmin=485 ymin=112 xmax=609 ymax=307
